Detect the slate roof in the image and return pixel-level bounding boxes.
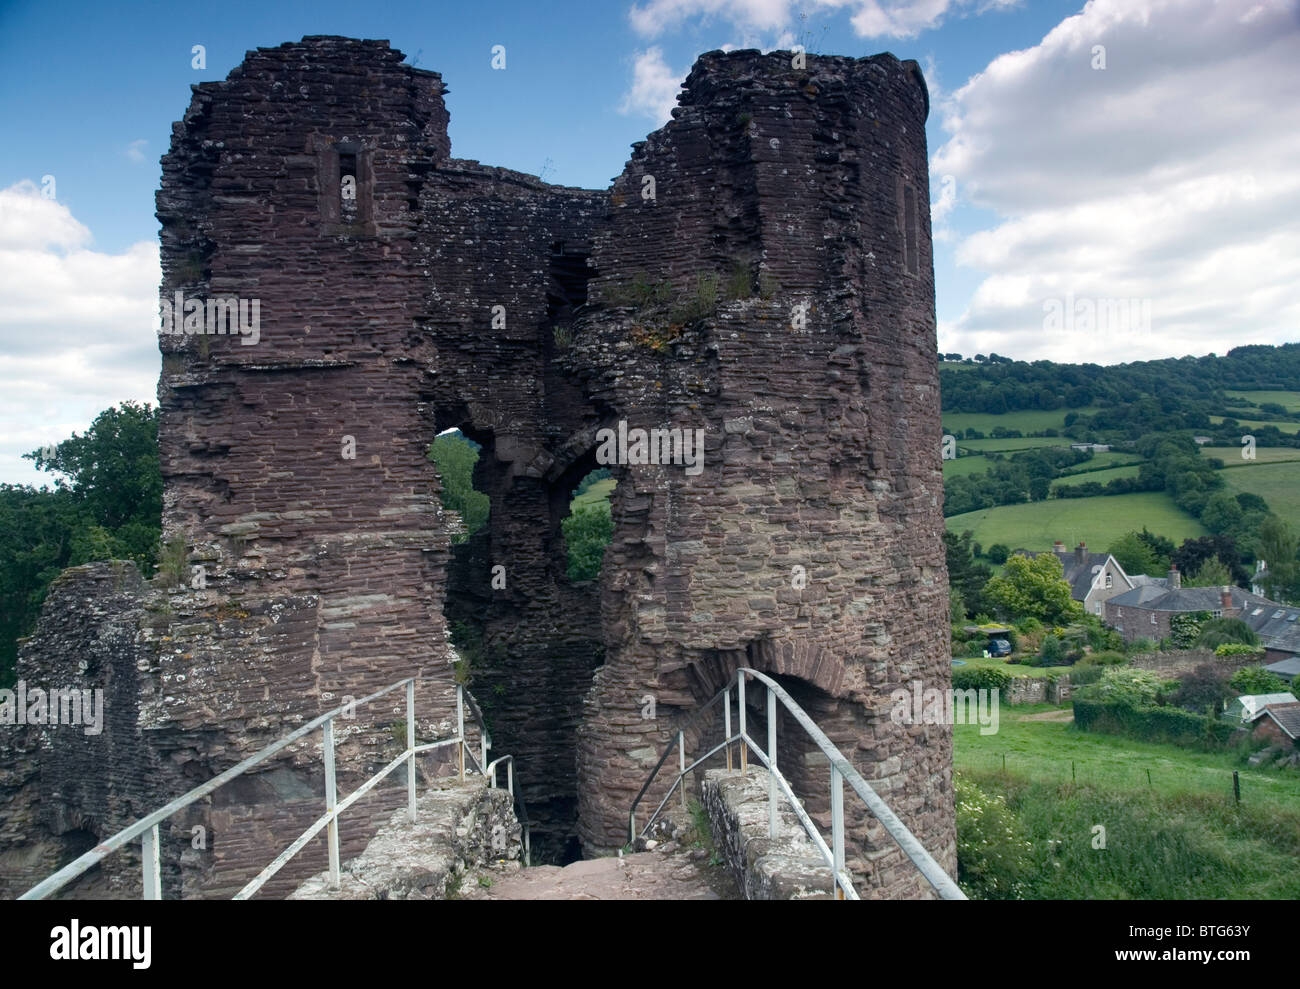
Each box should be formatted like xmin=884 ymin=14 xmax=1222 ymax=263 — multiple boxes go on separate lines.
xmin=1266 ymin=656 xmax=1300 ymax=679
xmin=1261 ymin=703 xmax=1300 ymax=740
xmin=1022 ymin=549 xmax=1126 ymax=602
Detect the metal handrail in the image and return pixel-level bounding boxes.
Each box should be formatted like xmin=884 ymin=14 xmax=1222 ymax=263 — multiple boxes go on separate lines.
xmin=628 ymin=667 xmax=966 ymax=901
xmin=19 ymin=676 xmax=528 ymax=900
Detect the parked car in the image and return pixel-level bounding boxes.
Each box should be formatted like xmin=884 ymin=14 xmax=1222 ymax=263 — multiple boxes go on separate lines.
xmin=988 ymin=638 xmax=1013 ymax=658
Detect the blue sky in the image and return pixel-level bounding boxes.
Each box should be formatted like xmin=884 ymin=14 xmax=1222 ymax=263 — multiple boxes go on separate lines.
xmin=1 ymin=0 xmax=1298 ymax=485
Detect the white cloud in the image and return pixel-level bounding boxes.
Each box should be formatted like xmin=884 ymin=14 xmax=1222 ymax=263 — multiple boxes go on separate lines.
xmin=932 ymin=0 xmax=1300 ymax=363
xmin=618 ymin=47 xmax=690 ymax=123
xmin=0 ymin=181 xmax=159 ymax=486
xmin=125 ymin=139 xmax=148 ymax=163
xmin=626 ymin=0 xmax=1016 ymax=40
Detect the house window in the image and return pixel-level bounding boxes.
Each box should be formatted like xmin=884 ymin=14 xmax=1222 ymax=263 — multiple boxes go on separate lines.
xmin=339 ymin=151 xmax=358 ymax=219
xmin=1105 ymin=574 xmax=1113 ymax=588
xmin=1212 ymin=609 xmax=1223 ymax=618
xmin=1151 ymin=614 xmax=1157 ymax=625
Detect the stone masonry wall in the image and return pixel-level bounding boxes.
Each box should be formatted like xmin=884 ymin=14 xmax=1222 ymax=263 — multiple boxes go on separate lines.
xmin=1 ymin=38 xmax=956 ymax=898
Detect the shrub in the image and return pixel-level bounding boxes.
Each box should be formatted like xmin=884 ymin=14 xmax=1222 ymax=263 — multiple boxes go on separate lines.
xmin=1069 ymin=663 xmax=1104 ymax=686
xmin=1086 ymin=651 xmax=1128 ymax=666
xmin=562 ymin=502 xmax=613 ymax=580
xmin=1127 ymin=637 xmax=1157 ymax=654
xmin=1036 ymin=635 xmax=1065 ymax=667
xmin=1073 ymin=698 xmax=1237 ymax=748
xmin=954 ymin=773 xmax=1032 ymax=899
xmin=952 ymin=666 xmax=1013 ymax=697
xmin=1196 ymin=618 xmax=1259 ymax=650
xmin=1228 ymin=666 xmax=1288 ymax=695
xmin=986 ymin=543 xmax=1010 ymax=565
xmin=1086 ymin=667 xmax=1162 ymax=706
xmin=1215 ymin=642 xmax=1266 ymax=657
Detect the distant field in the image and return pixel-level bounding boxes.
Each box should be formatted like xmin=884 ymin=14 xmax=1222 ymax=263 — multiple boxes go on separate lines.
xmin=1202 ymin=446 xmax=1300 ymax=465
xmin=943 ymin=455 xmax=997 ymax=479
xmin=1225 ymin=390 xmax=1300 ymax=413
xmin=1209 ymin=415 xmax=1300 ymax=435
xmin=945 ymin=491 xmax=1207 ymax=551
xmin=571 ymin=477 xmax=615 ymax=511
xmin=942 ymin=407 xmax=1094 ymax=436
xmin=1056 ymin=452 xmax=1145 ymax=476
xmin=1219 ymin=462 xmax=1300 ymax=525
xmin=1049 ymin=465 xmax=1140 ymax=491
xmin=957 ymin=436 xmax=1072 ymax=453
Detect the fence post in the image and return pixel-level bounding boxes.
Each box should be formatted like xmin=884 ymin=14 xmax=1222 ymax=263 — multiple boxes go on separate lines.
xmin=738 ymin=671 xmax=747 ymax=773
xmin=1233 ymin=770 xmax=1240 ymax=804
xmin=457 ymin=685 xmax=465 ymax=781
xmin=142 ymin=824 xmax=161 ymax=900
xmin=724 ymin=686 xmax=733 ymax=772
xmin=323 ymin=717 xmax=340 ymax=888
xmin=831 ymin=764 xmax=845 ymax=900
xmin=407 ymin=679 xmax=417 ymax=823
xmin=767 ymin=684 xmax=777 ymax=838
xmin=678 ymin=729 xmax=687 ymax=811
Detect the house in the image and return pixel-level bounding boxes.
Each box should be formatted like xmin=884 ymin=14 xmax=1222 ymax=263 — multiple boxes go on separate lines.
xmin=1069 ymin=443 xmax=1111 ymax=453
xmin=1103 ymin=571 xmax=1294 ymax=646
xmin=1252 ymin=703 xmax=1300 ymax=747
xmin=1020 ymin=541 xmax=1134 ymax=617
xmin=1225 ymin=692 xmax=1299 ymax=724
xmin=1251 ymin=559 xmax=1270 ymax=598
xmin=1265 ymin=656 xmax=1300 ymax=684
xmin=1238 ymin=600 xmax=1300 ymax=664
xmin=1193 ymin=435 xmax=1213 ymax=445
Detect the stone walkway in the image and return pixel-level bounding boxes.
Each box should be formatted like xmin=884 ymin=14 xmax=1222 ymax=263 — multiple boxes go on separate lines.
xmin=463 ymin=846 xmax=736 ymax=900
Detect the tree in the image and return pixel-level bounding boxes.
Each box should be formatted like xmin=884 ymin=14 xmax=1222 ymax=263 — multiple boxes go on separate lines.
xmin=1200 ymin=492 xmax=1244 ymax=534
xmin=429 ymin=433 xmax=490 ymax=542
xmin=1107 ymin=531 xmax=1159 ymax=576
xmin=1195 ymin=617 xmax=1257 ymax=649
xmin=983 ymin=552 xmax=1083 ymax=625
xmin=1257 ymin=515 xmax=1300 ymax=603
xmin=1229 ymin=666 xmax=1288 ymax=695
xmin=562 ymin=502 xmax=613 ymax=580
xmin=1170 ymin=664 xmax=1233 ymax=714
xmin=986 ymin=544 xmax=1010 ymax=565
xmin=944 ymin=530 xmax=992 ymax=618
xmin=1183 ymin=557 xmax=1233 ymax=588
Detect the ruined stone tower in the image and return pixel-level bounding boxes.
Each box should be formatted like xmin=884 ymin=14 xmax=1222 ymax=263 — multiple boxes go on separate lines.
xmin=0 ymin=36 xmax=953 ymax=899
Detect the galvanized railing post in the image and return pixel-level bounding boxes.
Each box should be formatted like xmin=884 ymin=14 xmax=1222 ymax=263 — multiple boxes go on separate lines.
xmin=678 ymin=729 xmax=686 ymax=811
xmin=142 ymin=824 xmax=161 ymax=900
xmin=406 ymin=679 xmax=417 ymax=823
xmin=456 ymin=684 xmax=465 ymax=781
xmin=506 ymin=759 xmax=513 ymax=796
xmin=738 ymin=670 xmax=747 ymax=773
xmin=724 ymin=685 xmax=733 ymax=772
xmin=323 ymin=717 xmax=340 ymax=888
xmin=831 ymin=764 xmax=845 ymax=900
xmin=767 ymin=684 xmax=778 ymax=838
xmin=481 ymin=728 xmax=488 ymax=778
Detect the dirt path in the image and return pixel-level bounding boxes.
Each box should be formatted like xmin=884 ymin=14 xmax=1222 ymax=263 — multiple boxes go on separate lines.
xmin=463 ymin=847 xmax=737 ymax=900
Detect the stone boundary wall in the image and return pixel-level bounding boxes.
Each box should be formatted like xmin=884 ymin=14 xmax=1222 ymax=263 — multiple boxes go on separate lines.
xmin=1130 ymin=649 xmax=1259 ymax=676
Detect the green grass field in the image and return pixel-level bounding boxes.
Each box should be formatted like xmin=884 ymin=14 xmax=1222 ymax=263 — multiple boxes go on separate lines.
xmin=942 ymin=407 xmax=1096 ymax=436
xmin=1049 ymin=465 xmax=1141 ymax=491
xmin=1209 ymin=415 xmax=1300 ymax=435
xmin=571 ymin=477 xmax=615 ymax=511
xmin=942 ymin=454 xmax=999 ymax=479
xmin=1202 ymin=445 xmax=1300 ymax=465
xmin=956 ymin=436 xmax=1073 ymax=453
xmin=1056 ymin=452 xmax=1144 ymax=474
xmin=955 ymin=705 xmax=1300 ymax=815
xmin=1225 ymin=389 xmax=1300 ymax=413
xmin=945 ymin=491 xmax=1207 ymax=551
xmin=1219 ymin=461 xmax=1300 ymax=524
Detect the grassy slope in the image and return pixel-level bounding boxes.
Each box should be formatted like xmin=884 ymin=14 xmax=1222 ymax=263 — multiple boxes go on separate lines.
xmin=942 ymin=406 xmax=1096 ymax=435
xmin=1049 ymin=464 xmax=1141 ymax=491
xmin=571 ymin=477 xmax=616 ymax=511
xmin=945 ymin=491 xmax=1207 ymax=551
xmin=1219 ymin=461 xmax=1300 ymax=524
xmin=1225 ymin=389 xmax=1300 ymax=413
xmin=1209 ymin=415 xmax=1300 ymax=435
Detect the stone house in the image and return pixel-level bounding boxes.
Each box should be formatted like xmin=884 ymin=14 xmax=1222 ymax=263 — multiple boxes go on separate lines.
xmin=1252 ymin=703 xmax=1300 ymax=747
xmin=1021 ymin=541 xmax=1134 ymax=617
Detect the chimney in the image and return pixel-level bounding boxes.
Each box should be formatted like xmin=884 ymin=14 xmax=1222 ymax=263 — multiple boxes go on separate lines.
xmin=1053 ymin=540 xmax=1065 ymax=554
xmin=1075 ymin=541 xmax=1086 ymax=566
xmin=1221 ymin=586 xmax=1233 ymax=611
xmin=1168 ymin=565 xmax=1180 ymax=590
